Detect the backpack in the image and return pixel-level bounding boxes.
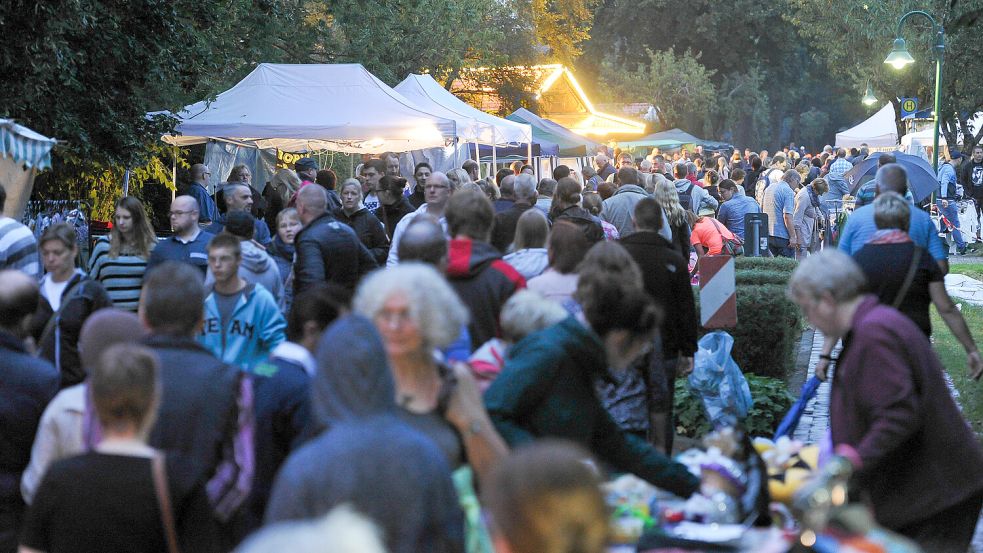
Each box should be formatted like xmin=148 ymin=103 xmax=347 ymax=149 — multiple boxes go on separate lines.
xmin=678 ymin=183 xmax=695 ymax=212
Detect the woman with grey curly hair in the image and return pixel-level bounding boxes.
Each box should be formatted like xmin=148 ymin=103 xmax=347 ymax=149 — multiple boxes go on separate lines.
xmin=353 ymin=263 xmax=508 ymax=488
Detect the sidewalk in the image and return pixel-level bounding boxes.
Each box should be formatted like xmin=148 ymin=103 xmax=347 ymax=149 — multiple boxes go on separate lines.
xmin=788 ymin=327 xmax=983 ymax=551
xmin=945 ymin=273 xmax=983 ymax=306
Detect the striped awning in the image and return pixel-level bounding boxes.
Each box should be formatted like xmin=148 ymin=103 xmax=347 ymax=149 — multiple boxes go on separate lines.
xmin=0 ymin=119 xmax=57 ymax=170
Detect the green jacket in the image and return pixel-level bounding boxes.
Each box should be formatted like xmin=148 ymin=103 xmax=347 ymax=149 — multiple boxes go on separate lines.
xmin=484 ymin=316 xmax=699 ymax=498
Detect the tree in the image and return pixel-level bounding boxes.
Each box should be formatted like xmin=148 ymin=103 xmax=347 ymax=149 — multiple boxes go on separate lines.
xmin=786 ymin=0 xmax=983 ymax=152
xmin=600 ymin=49 xmax=717 ymax=131
xmin=521 ymin=0 xmax=598 ymax=65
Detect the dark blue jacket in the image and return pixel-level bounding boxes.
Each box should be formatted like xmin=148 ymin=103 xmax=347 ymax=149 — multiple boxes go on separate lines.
xmin=293 ymin=212 xmax=377 ymax=293
xmin=0 ymin=331 xmax=58 ymax=495
xmin=185 ymin=182 xmax=219 ymax=224
xmin=147 ymin=229 xmax=215 ymax=276
xmin=248 ymin=353 xmax=311 ymax=524
xmin=206 ymin=214 xmax=272 ymax=248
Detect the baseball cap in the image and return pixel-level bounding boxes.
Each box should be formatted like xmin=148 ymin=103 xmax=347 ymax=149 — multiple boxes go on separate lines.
xmin=295 ymin=157 xmax=318 ymax=171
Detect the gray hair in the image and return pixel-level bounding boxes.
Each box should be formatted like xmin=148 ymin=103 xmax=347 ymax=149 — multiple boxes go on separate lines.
xmin=500 ymin=290 xmax=568 ymax=343
xmin=537 ymin=178 xmax=557 ymax=197
xmin=873 ymin=191 xmax=910 ymax=232
xmin=339 ymin=178 xmax=363 ymax=198
xmin=874 ymin=163 xmax=908 ymax=195
xmin=353 ymin=263 xmax=469 ymax=350
xmin=782 ymin=169 xmax=802 ymax=188
xmin=639 ymin=159 xmax=653 ymax=171
xmin=428 ymin=171 xmax=452 ymax=191
xmin=234 ymin=506 xmax=385 ymax=553
xmin=787 ymin=250 xmax=867 ymax=304
xmin=513 ymin=174 xmax=537 ymax=201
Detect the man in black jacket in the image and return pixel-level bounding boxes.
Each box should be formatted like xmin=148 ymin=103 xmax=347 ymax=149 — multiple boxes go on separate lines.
xmin=491 ymin=173 xmax=537 ymax=253
xmin=139 ymin=262 xmax=253 ymax=539
xmin=0 ymin=271 xmax=58 ymax=552
xmin=293 ymin=185 xmax=377 ymax=294
xmin=618 ymin=198 xmax=698 ymax=454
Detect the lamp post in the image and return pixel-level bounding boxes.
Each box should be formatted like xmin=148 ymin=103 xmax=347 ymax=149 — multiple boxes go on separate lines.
xmin=861 ymin=79 xmax=878 ymax=107
xmin=884 ymin=10 xmax=944 ymax=177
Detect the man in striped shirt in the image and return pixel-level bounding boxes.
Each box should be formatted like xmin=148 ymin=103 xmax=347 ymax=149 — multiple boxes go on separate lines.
xmin=0 ymin=184 xmax=39 ymax=278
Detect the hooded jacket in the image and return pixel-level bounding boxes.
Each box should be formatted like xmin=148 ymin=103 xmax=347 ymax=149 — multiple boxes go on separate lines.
xmin=446 ymin=238 xmax=526 ymax=351
xmin=601 ymin=184 xmax=649 ymax=236
xmin=200 ymin=283 xmax=286 ymax=372
xmin=552 ymin=205 xmax=605 ymax=244
xmin=484 ymin=316 xmax=700 ymax=498
xmin=294 ymin=212 xmax=377 ymax=293
xmin=265 ymin=316 xmax=465 ymax=553
xmin=333 ymin=206 xmax=390 ymax=266
xmin=502 ymin=248 xmax=549 ymax=280
xmin=375 ymin=196 xmax=416 ymax=240
xmin=673 ymin=178 xmax=718 ymax=214
xmin=206 ymin=241 xmax=284 ymax=309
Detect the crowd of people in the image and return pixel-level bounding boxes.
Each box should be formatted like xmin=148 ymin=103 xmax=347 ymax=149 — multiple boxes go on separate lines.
xmin=0 ymin=138 xmax=981 ymax=553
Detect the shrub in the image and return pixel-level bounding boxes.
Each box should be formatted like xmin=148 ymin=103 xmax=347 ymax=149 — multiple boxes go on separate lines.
xmin=694 ymin=284 xmax=802 ymax=378
xmin=735 ymin=256 xmax=798 ymax=274
xmin=736 ymin=269 xmax=791 ymax=287
xmin=674 ymin=375 xmax=795 ymax=438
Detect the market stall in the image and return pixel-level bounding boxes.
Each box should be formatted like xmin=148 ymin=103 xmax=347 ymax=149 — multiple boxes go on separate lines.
xmin=506 ymin=108 xmax=600 ymax=175
xmin=834 ymin=103 xmax=898 ymax=150
xmin=0 ymin=118 xmax=57 ymax=220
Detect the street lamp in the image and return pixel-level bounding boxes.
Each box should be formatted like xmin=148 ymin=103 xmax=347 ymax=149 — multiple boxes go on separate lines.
xmin=884 ymin=10 xmax=944 ymax=177
xmin=862 ymin=80 xmax=878 ymax=106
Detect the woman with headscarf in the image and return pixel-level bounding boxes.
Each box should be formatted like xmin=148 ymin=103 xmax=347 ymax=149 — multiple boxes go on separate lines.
xmin=265 ymin=315 xmax=465 ymax=553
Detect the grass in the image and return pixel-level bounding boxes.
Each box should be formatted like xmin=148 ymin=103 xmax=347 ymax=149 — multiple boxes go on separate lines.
xmin=931 ymin=266 xmax=983 ymax=440
xmin=948 ymin=262 xmax=983 ymax=283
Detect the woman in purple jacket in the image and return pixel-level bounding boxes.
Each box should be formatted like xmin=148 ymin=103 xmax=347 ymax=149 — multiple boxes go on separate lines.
xmin=787 ymin=250 xmax=983 ymax=552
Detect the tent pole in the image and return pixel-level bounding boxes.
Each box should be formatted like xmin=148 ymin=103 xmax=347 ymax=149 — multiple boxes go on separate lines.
xmin=171 ymin=147 xmax=177 ymax=202
xmin=491 ymin=129 xmax=497 ymax=175
xmin=527 ymin=142 xmax=532 ymax=167
xmin=473 ymin=142 xmax=480 ymax=178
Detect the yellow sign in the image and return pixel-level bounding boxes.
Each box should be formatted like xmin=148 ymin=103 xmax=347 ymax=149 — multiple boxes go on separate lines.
xmin=276 ymin=149 xmax=305 ymax=170
xmin=901 ymin=98 xmax=916 ymax=113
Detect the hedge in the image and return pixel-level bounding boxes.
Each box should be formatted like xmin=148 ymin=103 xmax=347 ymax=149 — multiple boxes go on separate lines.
xmin=735 ymin=269 xmax=792 ymax=287
xmin=734 ymin=256 xmax=798 ymax=274
xmin=674 ymin=374 xmax=795 ymax=438
xmin=694 ymin=283 xmax=802 ymax=379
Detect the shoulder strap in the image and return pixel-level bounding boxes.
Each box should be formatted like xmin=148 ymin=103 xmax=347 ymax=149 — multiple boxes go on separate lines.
xmin=37 ymin=275 xmax=85 ymax=346
xmin=892 ymin=247 xmax=923 ymax=309
xmin=152 ymin=453 xmax=182 ymax=553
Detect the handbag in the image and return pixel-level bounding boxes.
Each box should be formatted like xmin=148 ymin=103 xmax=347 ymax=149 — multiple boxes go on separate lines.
xmin=152 ymin=453 xmax=182 ymax=553
xmin=708 ymin=218 xmax=744 ymax=256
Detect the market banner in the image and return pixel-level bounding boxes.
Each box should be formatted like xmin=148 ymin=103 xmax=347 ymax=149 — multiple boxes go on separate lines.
xmin=275 ymin=149 xmax=305 ymax=170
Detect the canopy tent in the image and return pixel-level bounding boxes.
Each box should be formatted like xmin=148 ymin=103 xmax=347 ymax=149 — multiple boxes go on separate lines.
xmin=0 ymin=119 xmax=57 ymax=219
xmin=506 ymin=108 xmax=599 ymax=157
xmin=835 ymin=103 xmax=898 ymax=149
xmin=162 ymin=63 xmax=458 ymax=154
xmin=395 ymin=74 xmax=532 ymax=146
xmin=618 ymin=128 xmax=731 ymax=151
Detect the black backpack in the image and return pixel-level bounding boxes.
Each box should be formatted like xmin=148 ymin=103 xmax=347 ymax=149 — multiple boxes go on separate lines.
xmin=678 ymin=183 xmax=695 ymax=212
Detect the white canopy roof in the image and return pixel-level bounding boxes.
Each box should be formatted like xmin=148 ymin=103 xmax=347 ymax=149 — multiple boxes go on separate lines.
xmin=835 ymin=103 xmax=898 ymax=149
xmin=395 ymin=74 xmax=532 ymax=146
xmin=162 ymin=64 xmax=458 ymax=154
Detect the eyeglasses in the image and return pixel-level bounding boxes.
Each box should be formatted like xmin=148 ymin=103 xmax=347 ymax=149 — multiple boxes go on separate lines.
xmin=169 ymin=210 xmax=197 ymax=217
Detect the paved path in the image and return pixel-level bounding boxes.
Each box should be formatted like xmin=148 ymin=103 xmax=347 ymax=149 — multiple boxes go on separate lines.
xmin=946 ymin=273 xmax=983 ymax=306
xmin=790 ymin=328 xmax=983 ymax=551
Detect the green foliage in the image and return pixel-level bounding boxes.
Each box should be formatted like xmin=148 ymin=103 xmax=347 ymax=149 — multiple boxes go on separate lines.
xmin=600 ymin=49 xmax=717 ymax=130
xmin=735 ymin=269 xmax=792 ymax=287
xmin=734 ymin=256 xmax=799 ymax=274
xmin=695 ymin=282 xmax=802 ymax=379
xmin=523 ymin=0 xmax=598 ymax=66
xmin=674 ymin=375 xmax=795 ymax=438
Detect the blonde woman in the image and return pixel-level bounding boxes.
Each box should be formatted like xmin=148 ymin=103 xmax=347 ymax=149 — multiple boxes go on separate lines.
xmin=654 ymin=180 xmax=692 ymax=258
xmin=447 ymin=168 xmax=472 ymax=189
xmin=87 ymin=196 xmax=157 ymax=312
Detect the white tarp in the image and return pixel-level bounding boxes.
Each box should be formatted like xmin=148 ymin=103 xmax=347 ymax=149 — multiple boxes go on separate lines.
xmin=835 ymin=103 xmax=898 ymax=149
xmin=394 ymin=74 xmax=532 ymax=146
xmin=162 ymin=63 xmax=458 ymax=154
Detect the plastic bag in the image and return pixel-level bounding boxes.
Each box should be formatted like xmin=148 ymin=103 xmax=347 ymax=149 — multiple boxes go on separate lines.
xmin=688 ymin=331 xmax=753 ymax=427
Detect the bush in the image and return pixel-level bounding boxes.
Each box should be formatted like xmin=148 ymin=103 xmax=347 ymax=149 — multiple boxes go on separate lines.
xmin=735 ymin=256 xmax=798 ymax=274
xmin=694 ymin=284 xmax=802 ymax=378
xmin=674 ymin=375 xmax=795 ymax=438
xmin=735 ymin=269 xmax=792 ymax=286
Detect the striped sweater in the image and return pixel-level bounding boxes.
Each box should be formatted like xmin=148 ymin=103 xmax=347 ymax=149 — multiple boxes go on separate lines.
xmin=0 ymin=216 xmax=40 ymax=277
xmin=87 ymin=237 xmax=150 ymax=312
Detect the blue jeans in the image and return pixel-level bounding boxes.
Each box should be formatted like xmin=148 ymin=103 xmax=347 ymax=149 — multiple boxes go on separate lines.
xmin=768 ymin=236 xmax=793 ymax=258
xmin=937 ymin=199 xmax=966 ymax=249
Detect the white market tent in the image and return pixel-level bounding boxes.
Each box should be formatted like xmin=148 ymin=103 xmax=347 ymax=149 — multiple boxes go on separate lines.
xmin=901 ymin=112 xmax=982 ymax=159
xmin=0 ymin=119 xmax=57 ymax=220
xmin=162 ymin=63 xmax=458 ymax=154
xmin=835 ymin=103 xmax=898 ymax=149
xmin=395 ymin=73 xmax=533 ymax=173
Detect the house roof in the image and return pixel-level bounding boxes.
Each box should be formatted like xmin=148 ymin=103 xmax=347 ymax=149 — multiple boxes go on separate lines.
xmin=451 ymin=64 xmax=645 ymax=137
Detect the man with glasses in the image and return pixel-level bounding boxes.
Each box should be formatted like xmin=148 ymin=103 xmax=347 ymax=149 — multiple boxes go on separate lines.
xmin=387 ymin=172 xmax=456 ymax=266
xmin=147 ymin=195 xmax=215 ymax=275
xmin=186 ymin=164 xmax=219 ymax=224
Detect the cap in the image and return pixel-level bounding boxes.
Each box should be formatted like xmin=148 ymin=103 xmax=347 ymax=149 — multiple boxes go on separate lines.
xmin=295 ymin=157 xmax=318 ymax=171
xmin=950 ymin=151 xmax=964 ymax=160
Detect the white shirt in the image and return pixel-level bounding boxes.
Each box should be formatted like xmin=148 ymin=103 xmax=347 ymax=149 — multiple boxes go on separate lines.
xmin=363 ymin=193 xmax=380 ymax=212
xmin=41 ymin=275 xmax=72 ymax=312
xmin=386 ymin=203 xmax=449 ymax=267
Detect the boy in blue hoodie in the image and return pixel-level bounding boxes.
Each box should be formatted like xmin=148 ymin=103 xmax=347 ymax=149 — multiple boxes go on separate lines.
xmin=200 ymin=233 xmax=286 ymax=371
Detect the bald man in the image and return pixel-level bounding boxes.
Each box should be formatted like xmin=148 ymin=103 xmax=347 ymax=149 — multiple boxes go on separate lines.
xmin=186 ymin=164 xmax=219 ymax=224
xmin=293 ymin=185 xmax=377 ymax=293
xmin=147 ymin=195 xmax=215 ymax=275
xmin=397 ymin=215 xmax=448 ymax=269
xmin=0 ymin=270 xmax=58 ymax=551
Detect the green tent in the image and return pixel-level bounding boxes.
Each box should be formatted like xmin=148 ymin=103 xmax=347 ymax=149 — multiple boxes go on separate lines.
xmin=506 ymin=108 xmax=599 ymax=157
